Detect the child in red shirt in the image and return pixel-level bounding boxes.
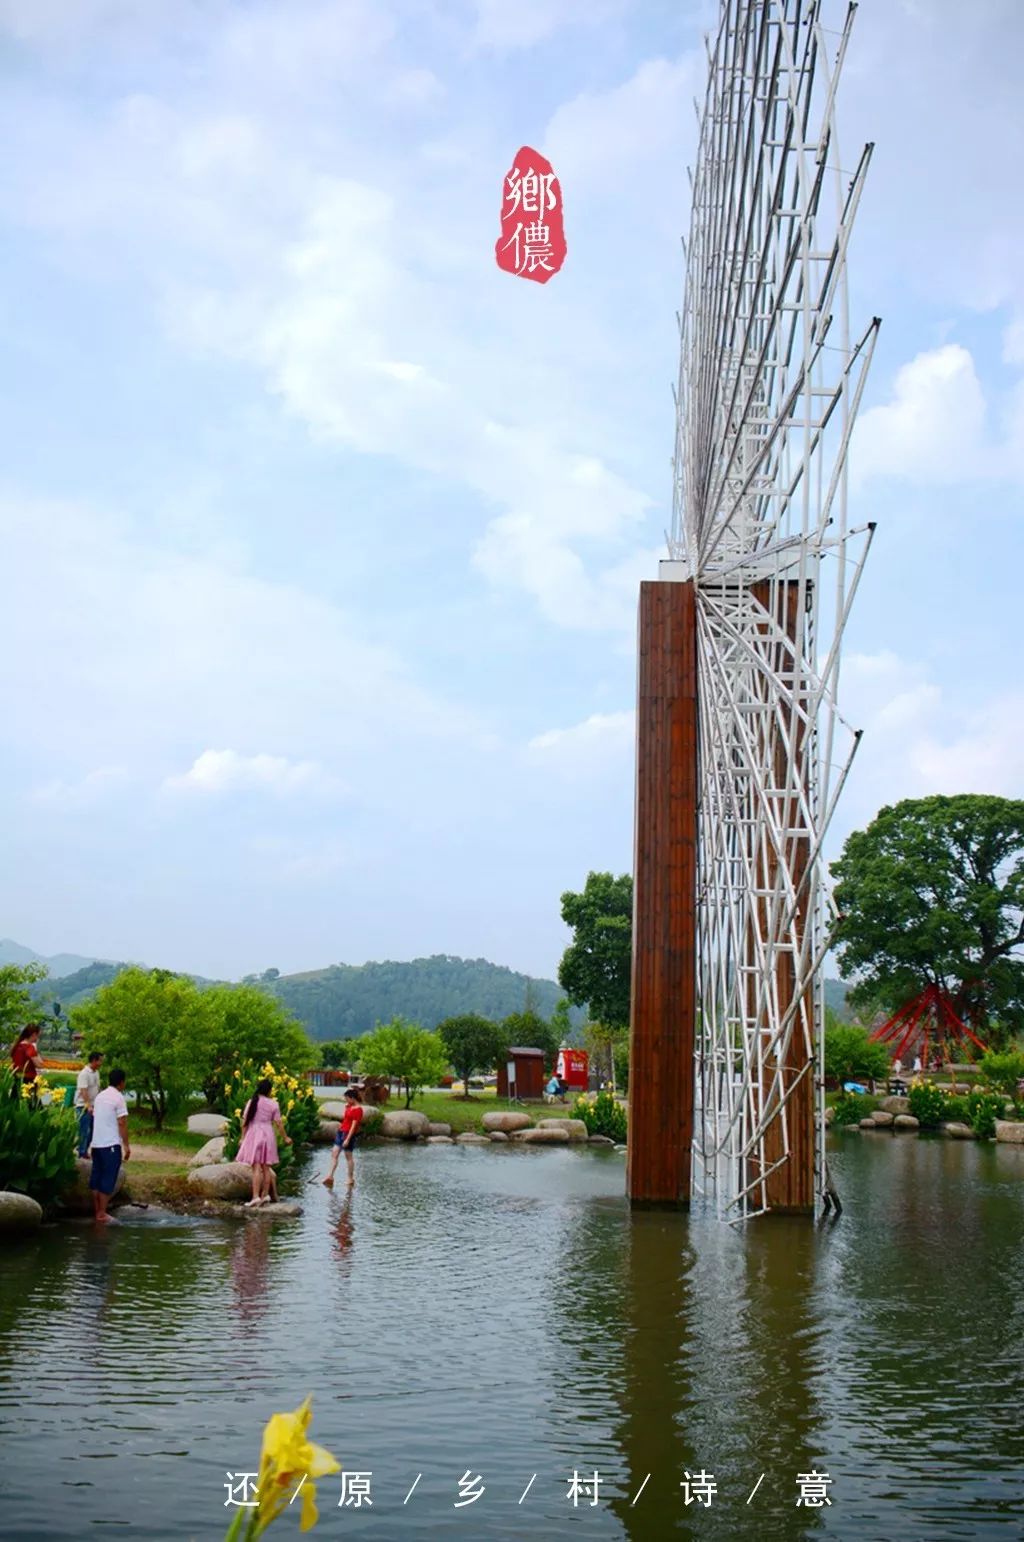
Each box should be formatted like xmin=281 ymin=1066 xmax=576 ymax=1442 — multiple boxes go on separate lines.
xmin=323 ymin=1087 xmax=364 ymax=1189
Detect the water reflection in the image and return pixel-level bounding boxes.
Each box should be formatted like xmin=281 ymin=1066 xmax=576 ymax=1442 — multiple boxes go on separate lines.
xmin=0 ymin=1139 xmax=1021 ymax=1540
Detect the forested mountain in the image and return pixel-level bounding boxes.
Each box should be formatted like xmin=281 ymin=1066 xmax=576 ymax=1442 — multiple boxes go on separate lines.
xmin=31 ymin=961 xmax=133 ymax=1010
xmin=266 ymin=955 xmax=579 ymax=1040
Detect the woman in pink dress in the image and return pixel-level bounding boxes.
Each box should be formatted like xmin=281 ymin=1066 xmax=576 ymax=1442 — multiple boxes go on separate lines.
xmin=237 ymin=1078 xmax=292 ymax=1207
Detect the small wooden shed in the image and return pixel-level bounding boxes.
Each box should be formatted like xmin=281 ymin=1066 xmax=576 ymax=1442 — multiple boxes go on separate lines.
xmin=497 ymin=1046 xmax=546 ymax=1100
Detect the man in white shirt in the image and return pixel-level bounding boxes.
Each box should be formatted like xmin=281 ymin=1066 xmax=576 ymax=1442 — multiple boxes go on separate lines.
xmin=89 ymin=1068 xmax=131 ymax=1223
xmin=74 ymin=1051 xmax=103 ymax=1159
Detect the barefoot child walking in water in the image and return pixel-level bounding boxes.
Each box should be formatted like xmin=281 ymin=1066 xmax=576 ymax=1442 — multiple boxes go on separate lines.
xmin=323 ymin=1086 xmax=363 ymax=1189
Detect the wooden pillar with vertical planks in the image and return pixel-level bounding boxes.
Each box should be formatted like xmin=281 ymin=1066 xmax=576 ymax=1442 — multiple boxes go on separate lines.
xmin=627 ymin=578 xmax=698 ymax=1207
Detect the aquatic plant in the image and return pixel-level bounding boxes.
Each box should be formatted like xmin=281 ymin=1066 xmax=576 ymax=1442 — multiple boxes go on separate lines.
xmin=572 ymin=1087 xmax=627 ymax=1143
xmin=224 ymin=1396 xmax=339 ymax=1539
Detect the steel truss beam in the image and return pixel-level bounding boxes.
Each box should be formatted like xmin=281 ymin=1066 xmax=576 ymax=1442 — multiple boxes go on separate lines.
xmin=671 ymin=0 xmax=877 ymax=1219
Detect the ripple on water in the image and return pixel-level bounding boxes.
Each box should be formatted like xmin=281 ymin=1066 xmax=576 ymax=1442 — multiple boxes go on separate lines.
xmin=0 ymin=1139 xmax=1021 ymax=1539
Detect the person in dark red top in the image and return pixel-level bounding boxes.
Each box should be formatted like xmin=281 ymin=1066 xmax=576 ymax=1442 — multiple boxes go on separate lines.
xmin=323 ymin=1086 xmax=364 ymax=1190
xmin=10 ymin=1024 xmax=43 ymax=1085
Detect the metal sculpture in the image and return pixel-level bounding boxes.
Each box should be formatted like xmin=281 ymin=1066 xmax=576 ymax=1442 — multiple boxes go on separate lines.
xmin=629 ymin=0 xmax=878 ymax=1218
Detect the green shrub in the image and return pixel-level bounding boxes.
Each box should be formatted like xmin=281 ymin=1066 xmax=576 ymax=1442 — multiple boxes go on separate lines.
xmin=965 ymin=1089 xmax=1006 ymax=1140
xmin=0 ymin=1065 xmax=78 ymax=1208
xmin=831 ymin=1091 xmax=879 ymax=1126
xmin=907 ymin=1082 xmax=948 ymax=1128
xmin=572 ymin=1089 xmax=627 ymax=1143
xmin=979 ymin=1050 xmax=1024 ymax=1098
xmin=824 ymin=1023 xmax=890 ymax=1084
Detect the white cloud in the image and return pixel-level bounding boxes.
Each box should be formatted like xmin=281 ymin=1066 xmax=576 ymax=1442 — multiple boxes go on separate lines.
xmin=545 ymin=55 xmax=700 ymax=189
xmin=473 ymin=0 xmax=626 ymax=51
xmin=527 ymin=709 xmax=635 ymax=777
xmin=164 ymin=749 xmax=342 ymax=798
xmin=853 ymin=345 xmax=987 ymax=484
xmin=29 ymin=767 xmax=130 ymax=810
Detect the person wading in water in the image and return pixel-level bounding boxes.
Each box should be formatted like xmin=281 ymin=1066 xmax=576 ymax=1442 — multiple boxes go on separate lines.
xmin=323 ymin=1086 xmax=363 ymax=1190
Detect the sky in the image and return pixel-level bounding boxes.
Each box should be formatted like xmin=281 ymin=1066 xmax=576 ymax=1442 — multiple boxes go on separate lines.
xmin=1 ymin=0 xmax=1023 ymax=983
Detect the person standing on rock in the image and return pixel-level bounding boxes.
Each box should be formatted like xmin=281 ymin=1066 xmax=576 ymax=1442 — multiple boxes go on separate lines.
xmin=323 ymin=1087 xmax=363 ymax=1190
xmin=89 ymin=1068 xmax=130 ymax=1224
xmin=75 ymin=1050 xmax=103 ymax=1158
xmin=238 ymin=1078 xmax=292 ymax=1208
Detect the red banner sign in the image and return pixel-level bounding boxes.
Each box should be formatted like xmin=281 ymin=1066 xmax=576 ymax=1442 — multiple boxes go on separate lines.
xmin=495 ymin=146 xmax=566 ymax=284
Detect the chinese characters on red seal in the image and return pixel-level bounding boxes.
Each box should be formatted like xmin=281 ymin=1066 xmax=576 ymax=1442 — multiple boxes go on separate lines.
xmin=495 ymin=146 xmax=566 ymax=283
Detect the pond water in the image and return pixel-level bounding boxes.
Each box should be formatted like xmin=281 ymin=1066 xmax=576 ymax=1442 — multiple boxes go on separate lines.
xmin=1 ymin=1134 xmax=1022 ymax=1540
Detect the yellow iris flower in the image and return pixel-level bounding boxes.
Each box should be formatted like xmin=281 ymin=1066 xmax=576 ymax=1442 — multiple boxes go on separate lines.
xmin=256 ymin=1396 xmax=339 ymax=1534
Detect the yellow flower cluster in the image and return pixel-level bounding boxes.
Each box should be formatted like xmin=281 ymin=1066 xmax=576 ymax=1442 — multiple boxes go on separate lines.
xmin=21 ymin=1074 xmax=52 ymax=1101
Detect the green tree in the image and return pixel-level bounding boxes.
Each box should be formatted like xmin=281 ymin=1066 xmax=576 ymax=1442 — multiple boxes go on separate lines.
xmin=357 ymin=1017 xmax=448 ymax=1108
xmin=197 ymin=983 xmax=313 ymax=1104
xmin=436 ymin=1013 xmax=504 ymax=1099
xmin=0 ymin=960 xmax=47 ymax=1045
xmin=318 ymin=1040 xmax=349 ymax=1069
xmin=558 ymin=872 xmax=633 ymax=1030
xmin=550 ymin=997 xmax=575 ymax=1046
xmin=72 ymin=967 xmax=206 ymax=1129
xmin=823 ymin=1020 xmax=890 ymax=1084
xmin=831 ymin=795 xmax=1024 ymax=1043
xmin=500 ymin=1010 xmax=557 ymax=1069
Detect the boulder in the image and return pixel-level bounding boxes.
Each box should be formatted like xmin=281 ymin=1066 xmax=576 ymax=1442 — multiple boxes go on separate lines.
xmin=481 ymin=1111 xmax=532 ymax=1134
xmin=320 ymin=1102 xmax=349 ymax=1121
xmin=247 ymin=1201 xmax=303 ymax=1218
xmin=537 ymin=1118 xmax=589 ymax=1142
xmin=859 ymin=1118 xmax=877 ymax=1130
xmin=61 ymin=1156 xmax=126 ymax=1214
xmin=941 ymin=1122 xmax=974 ymax=1140
xmin=186 ymin=1113 xmax=227 ymax=1136
xmin=823 ymin=1106 xmax=835 ymax=1126
xmin=426 ymin=1135 xmax=456 ymax=1145
xmin=513 ymin=1127 xmax=570 ymax=1145
xmin=0 ymin=1190 xmax=43 ymax=1232
xmin=894 ymin=1114 xmax=920 ymax=1131
xmin=995 ymin=1120 xmax=1024 ymax=1144
xmin=588 ymin=1134 xmax=614 ymax=1146
xmin=379 ymin=1110 xmax=430 ymax=1140
xmin=488 ymin=1131 xmax=510 ymax=1143
xmin=880 ymin=1095 xmax=910 ymax=1114
xmin=870 ymin=1110 xmax=895 ymax=1128
xmin=455 ymin=1133 xmax=490 ymax=1145
xmin=313 ymin=1120 xmax=340 ymax=1144
xmin=427 ymin=1122 xmax=452 ymax=1137
xmin=187 ymin=1162 xmax=254 ymax=1201
xmin=188 ymin=1136 xmax=226 ymax=1168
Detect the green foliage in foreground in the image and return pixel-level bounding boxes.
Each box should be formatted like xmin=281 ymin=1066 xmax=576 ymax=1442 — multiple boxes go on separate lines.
xmin=356 ymin=1018 xmax=448 ymax=1108
xmin=824 ymin=1021 xmax=890 ymax=1084
xmin=979 ymin=1049 xmax=1024 ymax=1097
xmin=572 ymin=1088 xmax=627 ymax=1143
xmin=0 ymin=1065 xmax=78 ymax=1206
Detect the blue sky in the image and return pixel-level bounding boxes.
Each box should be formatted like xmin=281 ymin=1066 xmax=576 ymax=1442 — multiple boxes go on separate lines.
xmin=2 ymin=0 xmax=1022 ymax=982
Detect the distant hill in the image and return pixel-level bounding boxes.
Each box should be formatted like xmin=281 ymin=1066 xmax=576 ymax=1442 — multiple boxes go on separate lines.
xmin=31 ymin=961 xmax=132 ymax=1010
xmin=265 ymin=955 xmax=582 ymax=1041
xmin=0 ymin=938 xmax=109 ymax=979
xmin=824 ymin=976 xmax=851 ymax=1020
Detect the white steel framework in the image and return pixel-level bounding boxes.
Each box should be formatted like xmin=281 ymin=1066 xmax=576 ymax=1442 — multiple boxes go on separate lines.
xmin=671 ymin=0 xmax=878 ymax=1218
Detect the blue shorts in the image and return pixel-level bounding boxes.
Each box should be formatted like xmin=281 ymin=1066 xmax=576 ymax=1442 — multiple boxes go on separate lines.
xmin=89 ymin=1145 xmax=123 ymax=1195
xmin=334 ymin=1130 xmax=358 ymax=1150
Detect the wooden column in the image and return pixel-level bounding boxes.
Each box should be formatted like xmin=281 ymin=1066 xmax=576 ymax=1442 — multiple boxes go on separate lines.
xmin=627 ymin=579 xmax=697 ymax=1207
xmin=753 ymin=580 xmax=814 ymax=1215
